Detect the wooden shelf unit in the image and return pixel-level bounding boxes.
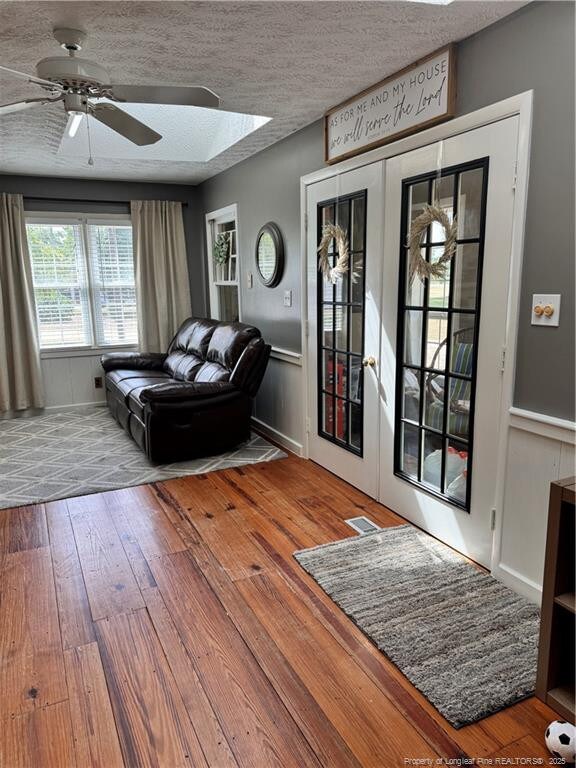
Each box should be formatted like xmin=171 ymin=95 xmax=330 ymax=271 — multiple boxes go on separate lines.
xmin=554 ymin=593 xmax=576 ymax=614
xmin=536 ymin=477 xmax=576 ymax=722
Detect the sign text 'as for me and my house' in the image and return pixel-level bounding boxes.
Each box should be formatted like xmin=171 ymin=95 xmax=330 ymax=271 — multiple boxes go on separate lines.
xmin=325 ymin=46 xmax=456 ymax=164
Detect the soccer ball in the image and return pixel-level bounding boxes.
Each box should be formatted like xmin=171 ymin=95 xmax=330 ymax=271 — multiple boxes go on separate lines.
xmin=545 ymin=720 xmax=576 ymax=763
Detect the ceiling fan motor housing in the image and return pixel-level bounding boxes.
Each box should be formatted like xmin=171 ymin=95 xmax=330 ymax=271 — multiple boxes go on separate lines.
xmin=36 ymin=56 xmax=110 ymax=89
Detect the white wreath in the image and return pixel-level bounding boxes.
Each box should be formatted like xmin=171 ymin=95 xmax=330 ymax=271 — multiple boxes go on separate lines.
xmin=317 ymin=223 xmax=352 ymax=284
xmin=408 ymin=204 xmax=458 ymax=284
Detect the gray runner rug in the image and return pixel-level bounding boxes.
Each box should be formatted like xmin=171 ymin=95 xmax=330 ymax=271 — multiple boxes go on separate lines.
xmin=0 ymin=407 xmax=286 ymax=511
xmin=295 ymin=524 xmax=539 ymax=728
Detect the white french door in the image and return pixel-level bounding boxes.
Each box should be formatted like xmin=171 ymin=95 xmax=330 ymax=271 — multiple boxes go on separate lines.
xmin=306 ymin=116 xmax=520 ymax=567
xmin=306 ymin=163 xmax=384 ymax=497
xmin=379 ymin=117 xmax=519 ymax=567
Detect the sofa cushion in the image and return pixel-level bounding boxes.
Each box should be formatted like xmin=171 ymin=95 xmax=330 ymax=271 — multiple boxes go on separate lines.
xmin=206 ymin=323 xmax=260 ymax=371
xmin=164 ymin=318 xmax=219 ymax=381
xmin=106 ymin=371 xmax=172 ymax=413
xmin=194 ymin=361 xmax=231 ymax=383
xmin=106 ymin=369 xmax=169 ymax=390
xmin=163 ymin=351 xmax=204 ymax=382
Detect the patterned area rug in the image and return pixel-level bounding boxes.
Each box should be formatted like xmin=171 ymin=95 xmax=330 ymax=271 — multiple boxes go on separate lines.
xmin=0 ymin=407 xmax=286 ymax=511
xmin=295 ymin=525 xmax=540 ymax=729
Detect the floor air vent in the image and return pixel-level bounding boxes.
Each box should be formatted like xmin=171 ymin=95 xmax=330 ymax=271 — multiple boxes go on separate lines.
xmin=345 ymin=516 xmax=380 ymax=534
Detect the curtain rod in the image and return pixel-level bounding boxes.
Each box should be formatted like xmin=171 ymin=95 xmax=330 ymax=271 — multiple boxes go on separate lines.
xmin=23 ymin=196 xmax=188 ymax=206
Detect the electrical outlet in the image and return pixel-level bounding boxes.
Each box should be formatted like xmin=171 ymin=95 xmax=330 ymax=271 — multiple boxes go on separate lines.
xmin=94 ymin=376 xmax=103 ymax=389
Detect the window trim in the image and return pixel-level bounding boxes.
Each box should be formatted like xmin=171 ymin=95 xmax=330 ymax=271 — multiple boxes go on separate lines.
xmin=205 ymin=203 xmax=242 ymax=322
xmin=25 ymin=211 xmax=137 ymax=354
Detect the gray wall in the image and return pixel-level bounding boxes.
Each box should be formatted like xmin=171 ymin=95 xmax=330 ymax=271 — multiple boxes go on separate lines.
xmin=0 ymin=174 xmax=207 ymax=315
xmin=456 ymin=1 xmax=575 ymax=419
xmin=200 ymin=120 xmax=323 ymax=351
xmin=197 ymin=0 xmax=575 ymax=420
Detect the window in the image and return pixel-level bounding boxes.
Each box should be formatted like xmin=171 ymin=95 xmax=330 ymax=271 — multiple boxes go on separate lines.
xmin=26 ymin=216 xmax=137 ymax=349
xmin=205 ymin=204 xmax=240 ymax=322
xmin=394 ymin=159 xmax=488 ymax=511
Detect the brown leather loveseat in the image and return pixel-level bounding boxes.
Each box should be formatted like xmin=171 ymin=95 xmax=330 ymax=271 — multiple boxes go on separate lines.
xmin=101 ymin=318 xmax=271 ymax=463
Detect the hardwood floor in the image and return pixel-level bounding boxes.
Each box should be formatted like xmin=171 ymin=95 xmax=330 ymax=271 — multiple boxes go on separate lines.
xmin=0 ymin=453 xmax=557 ymax=767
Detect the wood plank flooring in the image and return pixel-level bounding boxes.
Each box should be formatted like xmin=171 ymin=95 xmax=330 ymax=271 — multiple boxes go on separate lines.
xmin=0 ymin=453 xmax=557 ymax=767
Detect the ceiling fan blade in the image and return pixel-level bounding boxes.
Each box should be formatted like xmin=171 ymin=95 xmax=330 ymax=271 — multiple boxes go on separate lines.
xmin=89 ymin=102 xmax=162 ymax=146
xmin=0 ymin=64 xmax=63 ymax=90
xmin=108 ymin=84 xmax=219 ymax=110
xmin=0 ymin=95 xmax=63 ymax=115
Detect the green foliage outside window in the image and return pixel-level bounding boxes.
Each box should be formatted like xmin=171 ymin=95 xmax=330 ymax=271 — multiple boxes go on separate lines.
xmin=27 ymin=224 xmax=80 ymax=322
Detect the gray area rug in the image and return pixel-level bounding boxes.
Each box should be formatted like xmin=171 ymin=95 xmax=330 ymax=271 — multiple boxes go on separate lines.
xmin=0 ymin=407 xmax=286 ymax=511
xmin=295 ymin=525 xmax=539 ymax=728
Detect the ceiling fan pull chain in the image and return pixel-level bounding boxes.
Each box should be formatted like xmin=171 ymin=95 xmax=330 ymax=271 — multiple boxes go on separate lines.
xmin=85 ymin=101 xmax=94 ymax=166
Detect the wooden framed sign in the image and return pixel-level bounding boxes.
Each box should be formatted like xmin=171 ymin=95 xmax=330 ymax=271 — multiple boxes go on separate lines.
xmin=324 ymin=45 xmax=456 ymax=164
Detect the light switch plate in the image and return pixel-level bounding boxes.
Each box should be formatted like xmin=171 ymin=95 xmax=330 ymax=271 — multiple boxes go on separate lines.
xmin=247 ymin=272 xmax=253 ymax=288
xmin=283 ymin=290 xmax=292 ymax=307
xmin=531 ymin=294 xmax=561 ymax=327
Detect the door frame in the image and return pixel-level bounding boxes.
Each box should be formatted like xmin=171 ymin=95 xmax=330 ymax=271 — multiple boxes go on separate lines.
xmin=300 ymin=90 xmax=533 ymax=573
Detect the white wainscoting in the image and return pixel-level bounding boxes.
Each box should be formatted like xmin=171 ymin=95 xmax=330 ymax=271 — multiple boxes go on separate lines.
xmin=252 ymin=349 xmax=304 ymax=455
xmin=41 ymin=352 xmax=107 ymax=409
xmin=1 ymin=350 xmax=112 ymax=420
xmin=492 ymin=408 xmax=575 ymax=603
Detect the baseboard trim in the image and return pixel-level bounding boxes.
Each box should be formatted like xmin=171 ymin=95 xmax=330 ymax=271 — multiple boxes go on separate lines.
xmin=251 ymin=417 xmax=303 ymax=456
xmin=1 ymin=401 xmax=107 ymax=420
xmin=44 ymin=401 xmax=106 ymax=412
xmin=0 ymin=407 xmax=43 ymax=420
xmin=492 ymin=562 xmax=542 ymax=605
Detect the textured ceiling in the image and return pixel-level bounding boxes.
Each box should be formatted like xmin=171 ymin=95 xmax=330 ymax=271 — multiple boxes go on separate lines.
xmin=58 ymin=103 xmax=270 ymax=162
xmin=0 ymin=1 xmax=527 ymax=184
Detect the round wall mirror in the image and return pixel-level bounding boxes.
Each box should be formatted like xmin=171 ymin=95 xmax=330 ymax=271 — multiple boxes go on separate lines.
xmin=255 ymin=222 xmax=284 ymax=287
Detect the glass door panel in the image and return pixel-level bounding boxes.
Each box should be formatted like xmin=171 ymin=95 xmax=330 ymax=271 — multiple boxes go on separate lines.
xmin=317 ymin=190 xmax=367 ymax=456
xmin=394 ymin=158 xmax=488 ymax=510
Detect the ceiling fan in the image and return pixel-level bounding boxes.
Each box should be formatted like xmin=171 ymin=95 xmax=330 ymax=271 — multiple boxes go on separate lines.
xmin=0 ymin=28 xmax=220 ymax=146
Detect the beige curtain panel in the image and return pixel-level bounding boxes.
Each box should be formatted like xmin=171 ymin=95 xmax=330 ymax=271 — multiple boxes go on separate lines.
xmin=0 ymin=193 xmax=44 ymax=412
xmin=131 ymin=200 xmax=192 ymax=352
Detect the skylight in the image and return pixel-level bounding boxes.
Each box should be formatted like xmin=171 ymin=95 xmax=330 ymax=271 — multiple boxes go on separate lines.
xmin=58 ymin=101 xmax=271 ymax=163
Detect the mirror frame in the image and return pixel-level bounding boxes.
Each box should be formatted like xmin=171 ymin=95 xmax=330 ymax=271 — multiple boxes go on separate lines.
xmin=255 ymin=222 xmax=284 ymax=287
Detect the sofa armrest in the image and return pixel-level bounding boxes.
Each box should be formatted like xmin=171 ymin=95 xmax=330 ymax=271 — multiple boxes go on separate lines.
xmin=230 ymin=337 xmax=271 ymax=397
xmin=139 ymin=380 xmax=237 ymax=403
xmin=101 ymin=352 xmax=167 ymax=372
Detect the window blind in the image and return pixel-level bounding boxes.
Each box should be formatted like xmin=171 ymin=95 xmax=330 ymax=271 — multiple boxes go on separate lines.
xmin=26 ymin=218 xmax=138 ymax=350
xmin=88 ymin=223 xmax=137 ymax=346
xmin=27 ymin=222 xmax=92 ymax=348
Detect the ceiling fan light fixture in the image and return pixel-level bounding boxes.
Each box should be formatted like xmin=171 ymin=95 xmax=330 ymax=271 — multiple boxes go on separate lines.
xmin=66 ymin=112 xmax=83 ymax=138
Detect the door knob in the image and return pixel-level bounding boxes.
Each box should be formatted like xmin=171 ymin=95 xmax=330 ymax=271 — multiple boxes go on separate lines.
xmin=362 ymin=355 xmax=376 ymax=367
